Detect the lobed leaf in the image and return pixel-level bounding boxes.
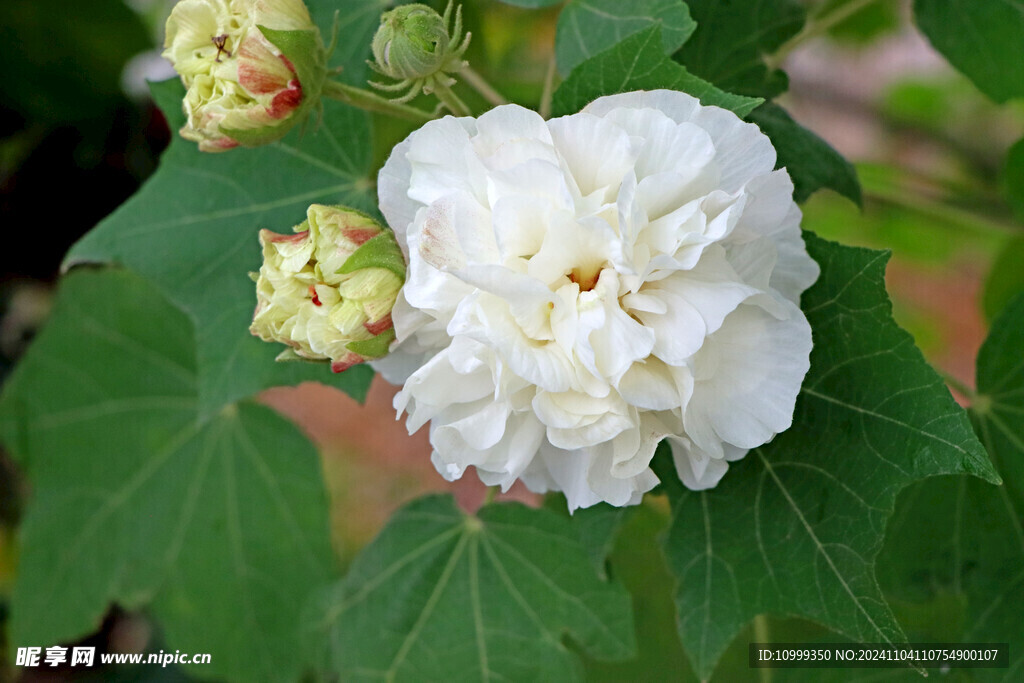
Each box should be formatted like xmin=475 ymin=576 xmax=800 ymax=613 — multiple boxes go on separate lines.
xmin=551 ymin=25 xmax=762 ymax=118
xmin=673 ymin=0 xmax=806 ymax=98
xmin=494 ymin=0 xmax=565 ymax=7
xmin=880 ymin=292 xmax=1024 ymax=679
xmin=749 ymin=103 xmax=861 ymax=205
xmin=659 ymin=233 xmax=997 ymax=679
xmin=973 ymin=293 xmax=1024 ymax=518
xmin=315 ymin=495 xmax=636 ymax=681
xmin=555 ymin=0 xmax=695 ymax=76
xmin=65 ymin=79 xmax=375 ymax=413
xmin=0 ymin=269 xmax=335 ymax=682
xmin=915 ymin=0 xmax=1024 ymax=103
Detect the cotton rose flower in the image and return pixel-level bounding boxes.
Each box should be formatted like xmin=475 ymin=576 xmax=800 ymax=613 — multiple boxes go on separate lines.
xmin=374 ymin=90 xmax=818 ymax=511
xmin=162 ymin=0 xmax=325 ymax=152
xmin=250 ymin=204 xmax=405 ymax=372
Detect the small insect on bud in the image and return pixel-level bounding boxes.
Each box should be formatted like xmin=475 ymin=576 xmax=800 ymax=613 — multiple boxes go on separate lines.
xmin=162 ymin=0 xmax=327 ymax=152
xmin=369 ymin=1 xmax=470 ymax=104
xmin=250 ymin=205 xmax=406 ymax=372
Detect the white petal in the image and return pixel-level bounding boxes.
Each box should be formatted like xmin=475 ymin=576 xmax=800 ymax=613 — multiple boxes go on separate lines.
xmin=685 ymin=301 xmax=812 ymax=451
xmin=770 ymin=224 xmax=820 ymax=304
xmin=548 ymin=113 xmax=640 ymax=198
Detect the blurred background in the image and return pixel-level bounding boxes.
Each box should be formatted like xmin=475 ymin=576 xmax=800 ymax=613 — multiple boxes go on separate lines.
xmin=1 ymin=0 xmax=1022 ymax=679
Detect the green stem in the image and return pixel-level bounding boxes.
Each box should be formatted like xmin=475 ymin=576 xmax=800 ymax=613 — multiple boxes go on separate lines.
xmin=483 ymin=486 xmax=498 ymax=506
xmin=539 ymin=52 xmax=558 ymax=120
xmin=765 ymin=0 xmax=886 ymax=70
xmin=431 ymin=81 xmax=473 ymax=117
xmin=865 ymin=186 xmax=1020 ymax=237
xmin=752 ymin=614 xmax=773 ymax=683
xmin=459 ymin=65 xmax=507 ymax=106
xmin=321 ymin=80 xmax=433 ymax=122
xmin=938 ymin=369 xmax=977 ymax=402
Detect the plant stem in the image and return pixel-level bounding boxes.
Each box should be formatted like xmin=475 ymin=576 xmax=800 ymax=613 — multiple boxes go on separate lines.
xmin=938 ymin=369 xmax=977 ymax=402
xmin=753 ymin=614 xmax=773 ymax=683
xmin=431 ymin=82 xmax=473 ymax=116
xmin=765 ymin=0 xmax=885 ymax=71
xmin=864 ymin=186 xmax=1020 ymax=237
xmin=459 ymin=65 xmax=507 ymax=106
xmin=321 ymin=80 xmax=433 ymax=122
xmin=483 ymin=486 xmax=498 ymax=506
xmin=539 ymin=52 xmax=558 ymax=120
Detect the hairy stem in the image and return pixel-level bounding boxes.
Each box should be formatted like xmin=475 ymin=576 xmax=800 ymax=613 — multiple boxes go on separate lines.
xmin=459 ymin=65 xmax=507 ymax=106
xmin=321 ymin=80 xmax=433 ymax=122
xmin=431 ymin=81 xmax=473 ymax=117
xmin=765 ymin=0 xmax=886 ymax=71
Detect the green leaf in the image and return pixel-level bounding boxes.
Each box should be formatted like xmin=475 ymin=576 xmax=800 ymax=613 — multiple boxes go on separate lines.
xmin=914 ymin=0 xmax=1024 ymax=103
xmin=495 ymin=0 xmax=564 ymax=7
xmin=880 ymin=294 xmax=1024 ymax=678
xmin=659 ymin=233 xmax=998 ymax=680
xmin=878 ymin=475 xmax=1024 ymax=682
xmin=673 ymin=0 xmax=806 ymax=98
xmin=314 ymin=494 xmax=635 ymax=681
xmin=749 ymin=103 xmax=862 ymax=205
xmin=65 ymin=79 xmax=374 ymax=413
xmin=0 ymin=269 xmax=335 ymax=682
xmin=551 ymin=25 xmax=762 ymax=119
xmin=580 ymin=502 xmax=697 ymax=682
xmin=310 ymin=0 xmax=390 ymax=85
xmin=555 ymin=0 xmax=695 ymax=76
xmin=876 ymin=292 xmax=1024 ymax=682
xmin=983 ymin=236 xmax=1024 ymax=323
xmin=973 ymin=293 xmax=1024 ymax=517
xmin=0 ymin=0 xmax=150 ymax=123
xmin=1002 ymin=137 xmax=1024 ymax=222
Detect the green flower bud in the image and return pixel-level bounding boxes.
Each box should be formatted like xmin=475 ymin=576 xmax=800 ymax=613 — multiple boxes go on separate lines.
xmin=250 ymin=205 xmax=406 ymax=372
xmin=163 ymin=0 xmax=327 ymax=152
xmin=372 ymin=4 xmax=452 ymax=81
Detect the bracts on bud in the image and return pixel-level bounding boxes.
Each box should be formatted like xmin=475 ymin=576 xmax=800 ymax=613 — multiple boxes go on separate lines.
xmin=250 ymin=205 xmax=406 ymax=371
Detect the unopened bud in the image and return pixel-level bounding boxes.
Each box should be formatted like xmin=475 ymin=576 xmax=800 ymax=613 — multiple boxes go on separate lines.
xmin=369 ymin=1 xmax=470 ymax=104
xmin=163 ymin=0 xmax=326 ymax=152
xmin=372 ymin=4 xmax=451 ymax=81
xmin=250 ymin=205 xmax=406 ymax=372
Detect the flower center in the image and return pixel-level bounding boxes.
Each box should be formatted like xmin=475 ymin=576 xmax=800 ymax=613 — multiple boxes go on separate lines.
xmin=569 ymin=265 xmax=602 ymax=292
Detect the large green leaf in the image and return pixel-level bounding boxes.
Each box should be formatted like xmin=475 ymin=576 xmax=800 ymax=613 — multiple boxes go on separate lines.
xmin=1002 ymin=137 xmax=1024 ymax=221
xmin=0 ymin=0 xmax=149 ymax=123
xmin=673 ymin=0 xmax=806 ymax=98
xmin=659 ymin=233 xmax=998 ymax=679
xmin=495 ymin=0 xmax=564 ymax=7
xmin=914 ymin=0 xmax=1024 ymax=103
xmin=0 ymin=269 xmax=335 ymax=682
xmin=555 ymin=0 xmax=695 ymax=76
xmin=749 ymin=103 xmax=861 ymax=205
xmin=581 ymin=502 xmax=698 ymax=682
xmin=876 ymin=294 xmax=1024 ymax=681
xmin=877 ymin=476 xmax=1023 ymax=683
xmin=65 ymin=79 xmax=374 ymax=413
xmin=973 ymin=293 xmax=1024 ymax=517
xmin=551 ymin=25 xmax=762 ymax=118
xmin=314 ymin=494 xmax=635 ymax=681
xmin=983 ymin=236 xmax=1024 ymax=324
xmin=311 ymin=0 xmax=390 ymax=84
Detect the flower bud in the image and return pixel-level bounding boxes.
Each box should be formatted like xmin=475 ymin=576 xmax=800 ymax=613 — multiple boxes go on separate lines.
xmin=250 ymin=205 xmax=406 ymax=372
xmin=163 ymin=0 xmax=327 ymax=152
xmin=372 ymin=4 xmax=452 ymax=82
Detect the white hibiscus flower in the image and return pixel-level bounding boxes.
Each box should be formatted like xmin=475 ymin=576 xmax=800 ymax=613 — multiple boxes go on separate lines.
xmin=373 ymin=90 xmax=818 ymax=511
